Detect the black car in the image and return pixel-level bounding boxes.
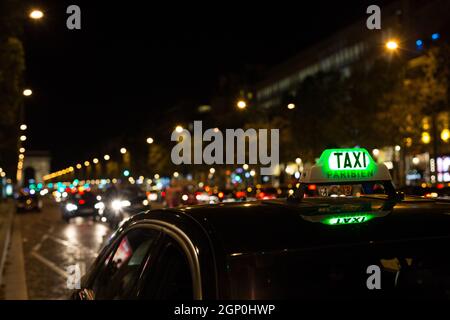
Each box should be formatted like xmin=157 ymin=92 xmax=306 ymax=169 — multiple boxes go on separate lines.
xmin=62 ymin=191 xmax=98 ymax=222
xmin=16 ymin=193 xmax=42 ymax=212
xmin=72 ymin=196 xmax=450 ymax=300
xmin=71 ymin=148 xmax=450 ymax=300
xmin=100 ymin=186 xmax=151 ymax=229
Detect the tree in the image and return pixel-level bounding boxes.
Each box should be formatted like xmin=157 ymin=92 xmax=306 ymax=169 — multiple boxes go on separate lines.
xmin=0 ymin=0 xmax=25 ymax=180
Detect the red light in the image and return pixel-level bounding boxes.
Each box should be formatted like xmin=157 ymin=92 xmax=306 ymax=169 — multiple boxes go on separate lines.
xmin=161 ymin=191 xmax=166 ymax=198
xmin=236 ymin=191 xmax=246 ymax=198
xmin=79 ymin=199 xmax=85 ymax=205
xmin=308 ymin=184 xmax=317 ymax=191
xmin=437 ymin=183 xmax=444 ymax=189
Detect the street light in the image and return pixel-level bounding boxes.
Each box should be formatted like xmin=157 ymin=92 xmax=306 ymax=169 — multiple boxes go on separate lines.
xmin=120 ymin=147 xmax=127 ymax=154
xmin=20 ymin=124 xmax=27 ymax=131
xmin=29 ymin=9 xmax=44 ymax=20
xmin=104 ymin=154 xmax=110 ymax=161
xmin=287 ymin=103 xmax=296 ymax=110
xmin=237 ymin=100 xmax=247 ymax=109
xmin=19 ymin=147 xmax=25 ymax=153
xmin=93 ymin=158 xmax=99 ymax=164
xmin=441 ymin=129 xmax=450 ymax=142
xmin=175 ymin=126 xmax=183 ymax=133
xmin=20 ymin=135 xmax=27 ymax=142
xmin=84 ymin=161 xmax=90 ymax=167
xmin=146 ymin=137 xmax=154 ymax=144
xmin=76 ymin=164 xmax=82 ymax=169
xmin=421 ymin=132 xmax=431 ymax=144
xmin=385 ymin=40 xmax=399 ymax=51
xmin=23 ymin=89 xmax=32 ymax=96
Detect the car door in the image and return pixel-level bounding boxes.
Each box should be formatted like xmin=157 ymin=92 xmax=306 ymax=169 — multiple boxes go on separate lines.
xmin=75 ymin=227 xmax=161 ymax=300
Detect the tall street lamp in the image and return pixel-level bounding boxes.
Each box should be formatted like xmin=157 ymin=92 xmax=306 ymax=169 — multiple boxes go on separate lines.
xmin=29 ymin=9 xmax=44 ymax=20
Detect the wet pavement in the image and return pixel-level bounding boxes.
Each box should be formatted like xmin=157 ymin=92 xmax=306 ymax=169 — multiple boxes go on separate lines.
xmin=4 ymin=199 xmax=111 ymax=299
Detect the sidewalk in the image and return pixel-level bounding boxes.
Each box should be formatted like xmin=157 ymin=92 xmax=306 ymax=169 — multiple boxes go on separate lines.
xmin=0 ymin=200 xmax=14 ymax=290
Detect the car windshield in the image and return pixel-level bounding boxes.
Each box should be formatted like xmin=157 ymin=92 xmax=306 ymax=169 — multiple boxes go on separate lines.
xmin=228 ymin=237 xmax=450 ymax=299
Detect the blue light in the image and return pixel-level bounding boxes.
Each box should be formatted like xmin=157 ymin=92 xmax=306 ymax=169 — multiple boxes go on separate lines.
xmin=431 ymin=33 xmax=440 ymax=40
xmin=416 ymin=39 xmax=423 ymax=47
xmin=123 ymin=170 xmax=130 ymax=177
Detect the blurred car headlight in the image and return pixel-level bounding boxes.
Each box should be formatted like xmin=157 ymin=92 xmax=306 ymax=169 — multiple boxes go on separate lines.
xmin=111 ymin=199 xmax=131 ymax=211
xmin=121 ymin=200 xmax=131 ymax=207
xmin=66 ymin=203 xmax=78 ymax=212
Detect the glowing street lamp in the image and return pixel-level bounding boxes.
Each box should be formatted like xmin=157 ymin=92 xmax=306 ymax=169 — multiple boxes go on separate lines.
xmin=385 ymin=40 xmax=399 ymax=51
xmin=104 ymin=154 xmax=110 ymax=161
xmin=120 ymin=147 xmax=127 ymax=154
xmin=237 ymin=100 xmax=247 ymax=109
xmin=175 ymin=126 xmax=183 ymax=133
xmin=20 ymin=135 xmax=27 ymax=142
xmin=146 ymin=137 xmax=154 ymax=144
xmin=20 ymin=124 xmax=27 ymax=131
xmin=93 ymin=158 xmax=99 ymax=164
xmin=441 ymin=129 xmax=450 ymax=142
xmin=29 ymin=9 xmax=44 ymax=20
xmin=287 ymin=103 xmax=296 ymax=110
xmin=23 ymin=89 xmax=33 ymax=96
xmin=421 ymin=132 xmax=431 ymax=144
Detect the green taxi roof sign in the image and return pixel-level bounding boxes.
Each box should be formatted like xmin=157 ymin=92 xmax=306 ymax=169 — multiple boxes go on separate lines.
xmin=301 ymin=148 xmax=392 ymax=184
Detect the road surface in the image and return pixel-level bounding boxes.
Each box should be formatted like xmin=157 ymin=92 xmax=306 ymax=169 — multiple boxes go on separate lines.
xmin=1 ymin=199 xmax=111 ymax=299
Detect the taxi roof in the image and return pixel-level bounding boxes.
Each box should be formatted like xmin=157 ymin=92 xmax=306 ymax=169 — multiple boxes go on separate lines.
xmin=138 ymin=197 xmax=450 ymax=256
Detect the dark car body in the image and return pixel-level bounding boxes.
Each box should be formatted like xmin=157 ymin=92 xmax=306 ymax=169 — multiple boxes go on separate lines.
xmin=16 ymin=194 xmax=42 ymax=212
xmin=62 ymin=191 xmax=98 ymax=222
xmin=74 ymin=196 xmax=450 ymax=300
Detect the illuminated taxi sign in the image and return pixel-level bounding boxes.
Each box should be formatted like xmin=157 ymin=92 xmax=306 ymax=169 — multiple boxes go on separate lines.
xmin=323 ymin=214 xmax=374 ymax=226
xmin=301 ymin=148 xmax=392 ymax=183
xmin=327 ymin=150 xmax=370 ymax=171
xmin=301 ymin=211 xmax=390 ymax=226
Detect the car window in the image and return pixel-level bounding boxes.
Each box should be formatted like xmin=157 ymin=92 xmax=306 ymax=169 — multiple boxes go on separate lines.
xmin=91 ymin=228 xmax=160 ymax=299
xmin=228 ymin=238 xmax=450 ymax=299
xmin=140 ymin=238 xmax=193 ymax=300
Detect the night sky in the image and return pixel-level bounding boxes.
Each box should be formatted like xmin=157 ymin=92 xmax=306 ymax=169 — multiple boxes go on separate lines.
xmin=23 ymin=0 xmax=390 ymax=169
